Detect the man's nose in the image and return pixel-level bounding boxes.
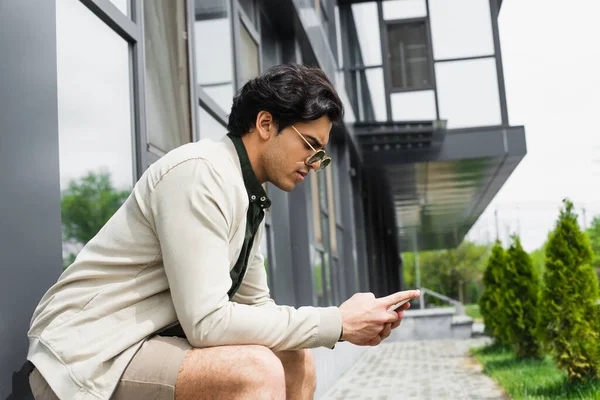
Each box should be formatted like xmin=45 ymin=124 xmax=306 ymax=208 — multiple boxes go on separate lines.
xmin=305 ymin=156 xmax=321 ymax=171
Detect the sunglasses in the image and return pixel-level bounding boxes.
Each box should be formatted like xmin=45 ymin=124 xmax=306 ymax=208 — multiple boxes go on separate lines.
xmin=290 ymin=125 xmax=331 ymax=172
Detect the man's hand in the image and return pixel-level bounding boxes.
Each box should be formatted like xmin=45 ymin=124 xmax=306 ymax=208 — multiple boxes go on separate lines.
xmin=338 ymin=290 xmax=420 ymax=346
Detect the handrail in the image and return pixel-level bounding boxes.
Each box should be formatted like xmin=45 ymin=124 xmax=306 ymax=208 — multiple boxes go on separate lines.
xmin=419 ymin=287 xmax=466 ymax=316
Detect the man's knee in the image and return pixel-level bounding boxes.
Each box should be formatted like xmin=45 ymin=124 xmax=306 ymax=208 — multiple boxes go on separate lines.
xmin=239 ymin=345 xmax=286 ymax=392
xmin=276 ymin=349 xmax=317 ymax=390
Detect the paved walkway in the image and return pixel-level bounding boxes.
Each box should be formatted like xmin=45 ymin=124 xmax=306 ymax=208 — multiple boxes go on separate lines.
xmin=321 ymin=337 xmax=508 ymax=400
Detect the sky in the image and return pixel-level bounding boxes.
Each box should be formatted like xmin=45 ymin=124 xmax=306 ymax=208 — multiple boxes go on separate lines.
xmin=466 ymin=0 xmax=600 ymax=252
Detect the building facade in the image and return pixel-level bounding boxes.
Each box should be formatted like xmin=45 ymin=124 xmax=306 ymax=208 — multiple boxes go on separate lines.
xmin=0 ymin=0 xmax=525 ymax=398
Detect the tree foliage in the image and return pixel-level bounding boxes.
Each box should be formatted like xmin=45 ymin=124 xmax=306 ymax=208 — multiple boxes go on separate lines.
xmin=503 ymin=235 xmax=542 ymax=359
xmin=585 ymin=216 xmax=600 ymax=281
xmin=61 ymin=172 xmax=130 ymax=267
xmin=479 ymin=240 xmax=510 ymax=344
xmin=402 ymin=241 xmax=489 ymax=304
xmin=538 ymin=200 xmax=600 ymax=382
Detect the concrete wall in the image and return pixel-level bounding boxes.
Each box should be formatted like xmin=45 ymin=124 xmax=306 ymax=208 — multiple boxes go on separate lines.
xmin=0 ymin=1 xmax=63 ymax=398
xmin=313 ymin=342 xmax=367 ymax=399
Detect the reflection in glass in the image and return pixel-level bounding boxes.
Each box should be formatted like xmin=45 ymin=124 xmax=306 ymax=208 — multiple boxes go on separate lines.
xmin=108 ymin=0 xmax=128 ymax=15
xmin=260 ymin=13 xmax=281 ymax=71
xmin=198 ymin=106 xmax=228 ymax=141
xmin=326 ymin=167 xmax=338 ymax=255
xmin=429 ymin=0 xmax=494 ymax=60
xmin=194 ymin=0 xmax=234 ymax=113
xmin=390 ymin=90 xmax=437 ymax=121
xmin=239 ymin=21 xmax=260 ymax=86
xmin=313 ymin=251 xmax=326 ymax=306
xmin=321 ymin=215 xmax=332 ymax=304
xmin=310 ymin=174 xmax=323 ymax=245
xmin=382 ymin=0 xmax=426 ymax=20
xmin=144 ymin=0 xmax=192 ymax=153
xmin=387 ymin=22 xmax=432 ymax=90
xmin=350 ymin=2 xmax=382 ymax=67
xmin=435 ymin=57 xmax=501 ymax=128
xmin=56 ymin=0 xmax=134 ymax=268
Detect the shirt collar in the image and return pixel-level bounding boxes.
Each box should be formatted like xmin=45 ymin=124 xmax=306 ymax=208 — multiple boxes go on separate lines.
xmin=227 ymin=133 xmax=272 ymax=209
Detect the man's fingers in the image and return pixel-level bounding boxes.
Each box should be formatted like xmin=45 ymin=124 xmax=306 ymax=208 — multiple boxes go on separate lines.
xmin=380 ymin=323 xmax=392 ymax=340
xmin=370 ymin=336 xmax=382 ymax=346
xmin=379 ymin=289 xmax=421 ymax=308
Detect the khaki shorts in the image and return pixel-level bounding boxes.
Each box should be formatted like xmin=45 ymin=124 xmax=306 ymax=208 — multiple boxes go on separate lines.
xmin=29 ymin=336 xmax=192 ymax=400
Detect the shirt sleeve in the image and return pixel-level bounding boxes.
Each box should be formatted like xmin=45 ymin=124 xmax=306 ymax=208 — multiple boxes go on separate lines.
xmin=151 ymin=158 xmax=342 ymax=351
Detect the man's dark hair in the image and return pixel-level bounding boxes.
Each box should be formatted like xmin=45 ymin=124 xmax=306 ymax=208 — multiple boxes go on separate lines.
xmin=227 ymin=63 xmax=344 ymax=136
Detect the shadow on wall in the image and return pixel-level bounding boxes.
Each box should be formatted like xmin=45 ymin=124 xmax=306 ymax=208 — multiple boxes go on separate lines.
xmin=5 ymin=361 xmax=34 ymax=400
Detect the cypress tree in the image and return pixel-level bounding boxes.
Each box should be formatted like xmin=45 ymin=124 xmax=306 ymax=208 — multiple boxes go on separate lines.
xmin=479 ymin=240 xmax=510 ymax=344
xmin=504 ymin=235 xmax=542 ymax=358
xmin=539 ymin=199 xmax=600 ymax=382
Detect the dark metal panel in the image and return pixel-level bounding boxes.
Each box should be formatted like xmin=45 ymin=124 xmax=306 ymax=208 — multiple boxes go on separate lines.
xmin=377 ymin=1 xmax=392 ymax=121
xmin=0 ymin=1 xmax=63 ymax=397
xmin=268 ymin=190 xmax=298 ymax=306
xmin=489 ymin=0 xmax=509 ymax=125
xmin=362 ymin=126 xmax=526 ymax=165
xmin=288 ymin=183 xmax=316 ymax=306
xmin=131 ymin=0 xmax=149 ymax=175
xmin=186 ymin=0 xmax=201 ymax=142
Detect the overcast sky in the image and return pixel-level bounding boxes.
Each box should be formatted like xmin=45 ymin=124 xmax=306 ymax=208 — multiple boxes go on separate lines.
xmin=466 ymin=0 xmax=600 ymax=251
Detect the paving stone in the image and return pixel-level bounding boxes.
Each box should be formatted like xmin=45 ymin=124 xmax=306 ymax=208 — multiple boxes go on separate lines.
xmin=321 ymin=337 xmax=508 ymax=400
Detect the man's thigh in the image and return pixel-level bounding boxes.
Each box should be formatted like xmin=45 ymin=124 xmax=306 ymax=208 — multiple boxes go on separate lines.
xmin=112 ymin=335 xmax=191 ymax=399
xmin=28 ymin=335 xmax=190 ymax=400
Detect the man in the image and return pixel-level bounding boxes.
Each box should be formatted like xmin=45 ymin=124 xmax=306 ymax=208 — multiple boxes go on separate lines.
xmin=27 ymin=63 xmax=420 ymax=400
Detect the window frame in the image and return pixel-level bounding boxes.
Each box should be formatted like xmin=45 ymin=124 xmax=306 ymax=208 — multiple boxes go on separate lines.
xmin=384 ymin=17 xmax=436 ymax=93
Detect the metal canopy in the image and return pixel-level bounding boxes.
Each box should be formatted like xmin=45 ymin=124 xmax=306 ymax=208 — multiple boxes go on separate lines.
xmin=358 ymin=125 xmax=526 ymax=251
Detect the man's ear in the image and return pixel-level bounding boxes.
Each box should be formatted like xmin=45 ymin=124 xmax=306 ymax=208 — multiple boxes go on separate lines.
xmin=256 ymin=111 xmax=274 ymax=140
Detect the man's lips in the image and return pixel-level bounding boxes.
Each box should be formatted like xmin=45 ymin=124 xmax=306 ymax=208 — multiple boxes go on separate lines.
xmin=296 ymin=171 xmax=307 ymax=182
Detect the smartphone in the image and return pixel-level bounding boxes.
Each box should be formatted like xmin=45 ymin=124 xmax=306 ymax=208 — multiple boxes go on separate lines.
xmin=387 ymin=298 xmax=411 ymax=312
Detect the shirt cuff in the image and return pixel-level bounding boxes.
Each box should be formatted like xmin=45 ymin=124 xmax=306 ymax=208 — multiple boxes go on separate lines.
xmin=312 ymin=306 xmax=343 ymax=349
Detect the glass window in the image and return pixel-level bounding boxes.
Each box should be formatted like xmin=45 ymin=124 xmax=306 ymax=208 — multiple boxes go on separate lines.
xmin=428 ymin=0 xmax=494 ymax=60
xmin=435 ymin=57 xmax=501 ymax=128
xmin=390 ymin=90 xmax=437 ymax=121
xmin=326 ymin=167 xmax=338 ymax=255
xmin=350 ymin=2 xmax=382 ymax=67
xmin=239 ymin=21 xmax=260 ymax=86
xmin=349 ymin=67 xmax=387 ymax=122
xmin=260 ymin=224 xmax=274 ymax=290
xmin=194 ymin=0 xmax=235 ymax=113
xmin=331 ymin=152 xmax=343 ymax=222
xmin=383 ymin=0 xmax=426 ymax=20
xmin=198 ymin=106 xmax=228 ymax=141
xmin=239 ymin=0 xmax=257 ymax=25
xmin=108 ymin=0 xmax=129 ymax=15
xmin=56 ymin=0 xmax=134 ymax=268
xmin=387 ymin=21 xmax=433 ymax=90
xmin=144 ymin=0 xmax=193 ymax=154
xmin=365 ymin=68 xmax=387 ymax=121
xmin=311 ymin=174 xmax=323 ymax=245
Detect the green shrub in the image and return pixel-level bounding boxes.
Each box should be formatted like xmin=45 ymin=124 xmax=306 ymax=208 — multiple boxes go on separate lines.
xmin=479 ymin=240 xmax=510 ymax=344
xmin=503 ymin=235 xmax=542 ymax=359
xmin=538 ymin=199 xmax=600 ymax=382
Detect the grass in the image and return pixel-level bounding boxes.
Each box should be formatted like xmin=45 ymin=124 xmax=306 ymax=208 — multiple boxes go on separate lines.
xmin=465 ymin=303 xmax=483 ymax=322
xmin=471 ymin=344 xmax=600 ymax=399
